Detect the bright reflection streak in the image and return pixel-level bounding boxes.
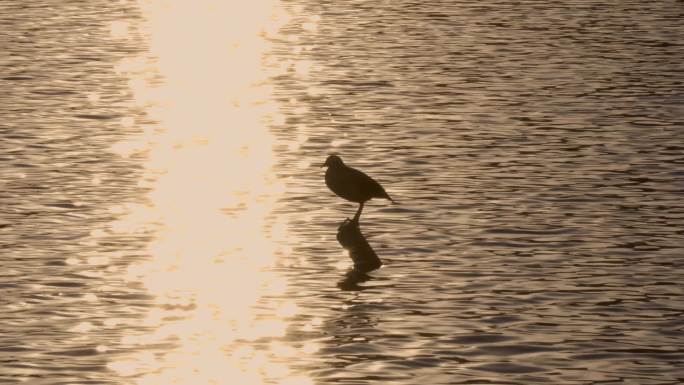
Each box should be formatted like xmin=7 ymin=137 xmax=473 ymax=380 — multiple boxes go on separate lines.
xmin=108 ymin=1 xmax=312 ymax=384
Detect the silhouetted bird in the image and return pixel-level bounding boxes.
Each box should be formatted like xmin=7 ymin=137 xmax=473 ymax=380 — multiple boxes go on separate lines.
xmin=322 ymin=155 xmax=394 ymax=221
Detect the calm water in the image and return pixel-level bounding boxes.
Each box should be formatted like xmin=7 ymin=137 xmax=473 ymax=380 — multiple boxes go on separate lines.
xmin=1 ymin=1 xmax=683 ymax=384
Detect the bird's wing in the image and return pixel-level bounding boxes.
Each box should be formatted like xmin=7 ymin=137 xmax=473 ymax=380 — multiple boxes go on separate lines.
xmin=346 ymin=167 xmax=391 ymax=199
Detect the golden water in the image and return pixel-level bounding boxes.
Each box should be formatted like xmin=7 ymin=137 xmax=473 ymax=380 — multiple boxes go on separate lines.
xmin=1 ymin=1 xmax=683 ymax=384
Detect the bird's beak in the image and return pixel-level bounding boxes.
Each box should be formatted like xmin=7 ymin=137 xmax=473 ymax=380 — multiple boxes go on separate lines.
xmin=320 ymin=162 xmax=326 ymax=168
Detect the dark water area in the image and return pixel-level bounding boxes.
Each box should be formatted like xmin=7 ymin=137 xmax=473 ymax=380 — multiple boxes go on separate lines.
xmin=2 ymin=0 xmax=683 ymax=384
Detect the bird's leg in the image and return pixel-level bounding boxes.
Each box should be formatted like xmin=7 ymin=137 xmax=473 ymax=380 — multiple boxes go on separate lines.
xmin=353 ymin=201 xmax=364 ymax=223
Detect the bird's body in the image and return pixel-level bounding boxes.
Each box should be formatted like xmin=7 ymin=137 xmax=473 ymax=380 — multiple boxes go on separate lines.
xmin=325 ymin=165 xmax=391 ymax=203
xmin=322 ymin=155 xmax=393 ymax=221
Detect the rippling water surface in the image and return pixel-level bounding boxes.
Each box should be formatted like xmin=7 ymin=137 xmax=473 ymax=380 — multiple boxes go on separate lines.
xmin=2 ymin=1 xmax=683 ymax=384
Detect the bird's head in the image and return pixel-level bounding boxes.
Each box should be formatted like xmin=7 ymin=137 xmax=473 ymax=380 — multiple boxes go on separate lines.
xmin=321 ymin=154 xmax=344 ymax=168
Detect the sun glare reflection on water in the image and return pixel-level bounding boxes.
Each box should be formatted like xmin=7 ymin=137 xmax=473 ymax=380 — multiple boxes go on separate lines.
xmin=105 ymin=1 xmax=314 ymax=384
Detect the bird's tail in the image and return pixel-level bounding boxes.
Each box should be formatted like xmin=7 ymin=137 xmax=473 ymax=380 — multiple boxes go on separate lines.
xmin=380 ymin=190 xmax=397 ymax=204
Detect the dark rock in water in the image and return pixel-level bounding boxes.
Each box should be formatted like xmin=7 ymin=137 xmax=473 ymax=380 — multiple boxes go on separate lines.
xmin=336 ymin=218 xmax=382 ymax=272
xmin=337 ymin=269 xmax=372 ymax=291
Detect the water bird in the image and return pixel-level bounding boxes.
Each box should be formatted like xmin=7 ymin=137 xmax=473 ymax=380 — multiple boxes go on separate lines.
xmin=322 ymin=155 xmax=394 ymax=221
